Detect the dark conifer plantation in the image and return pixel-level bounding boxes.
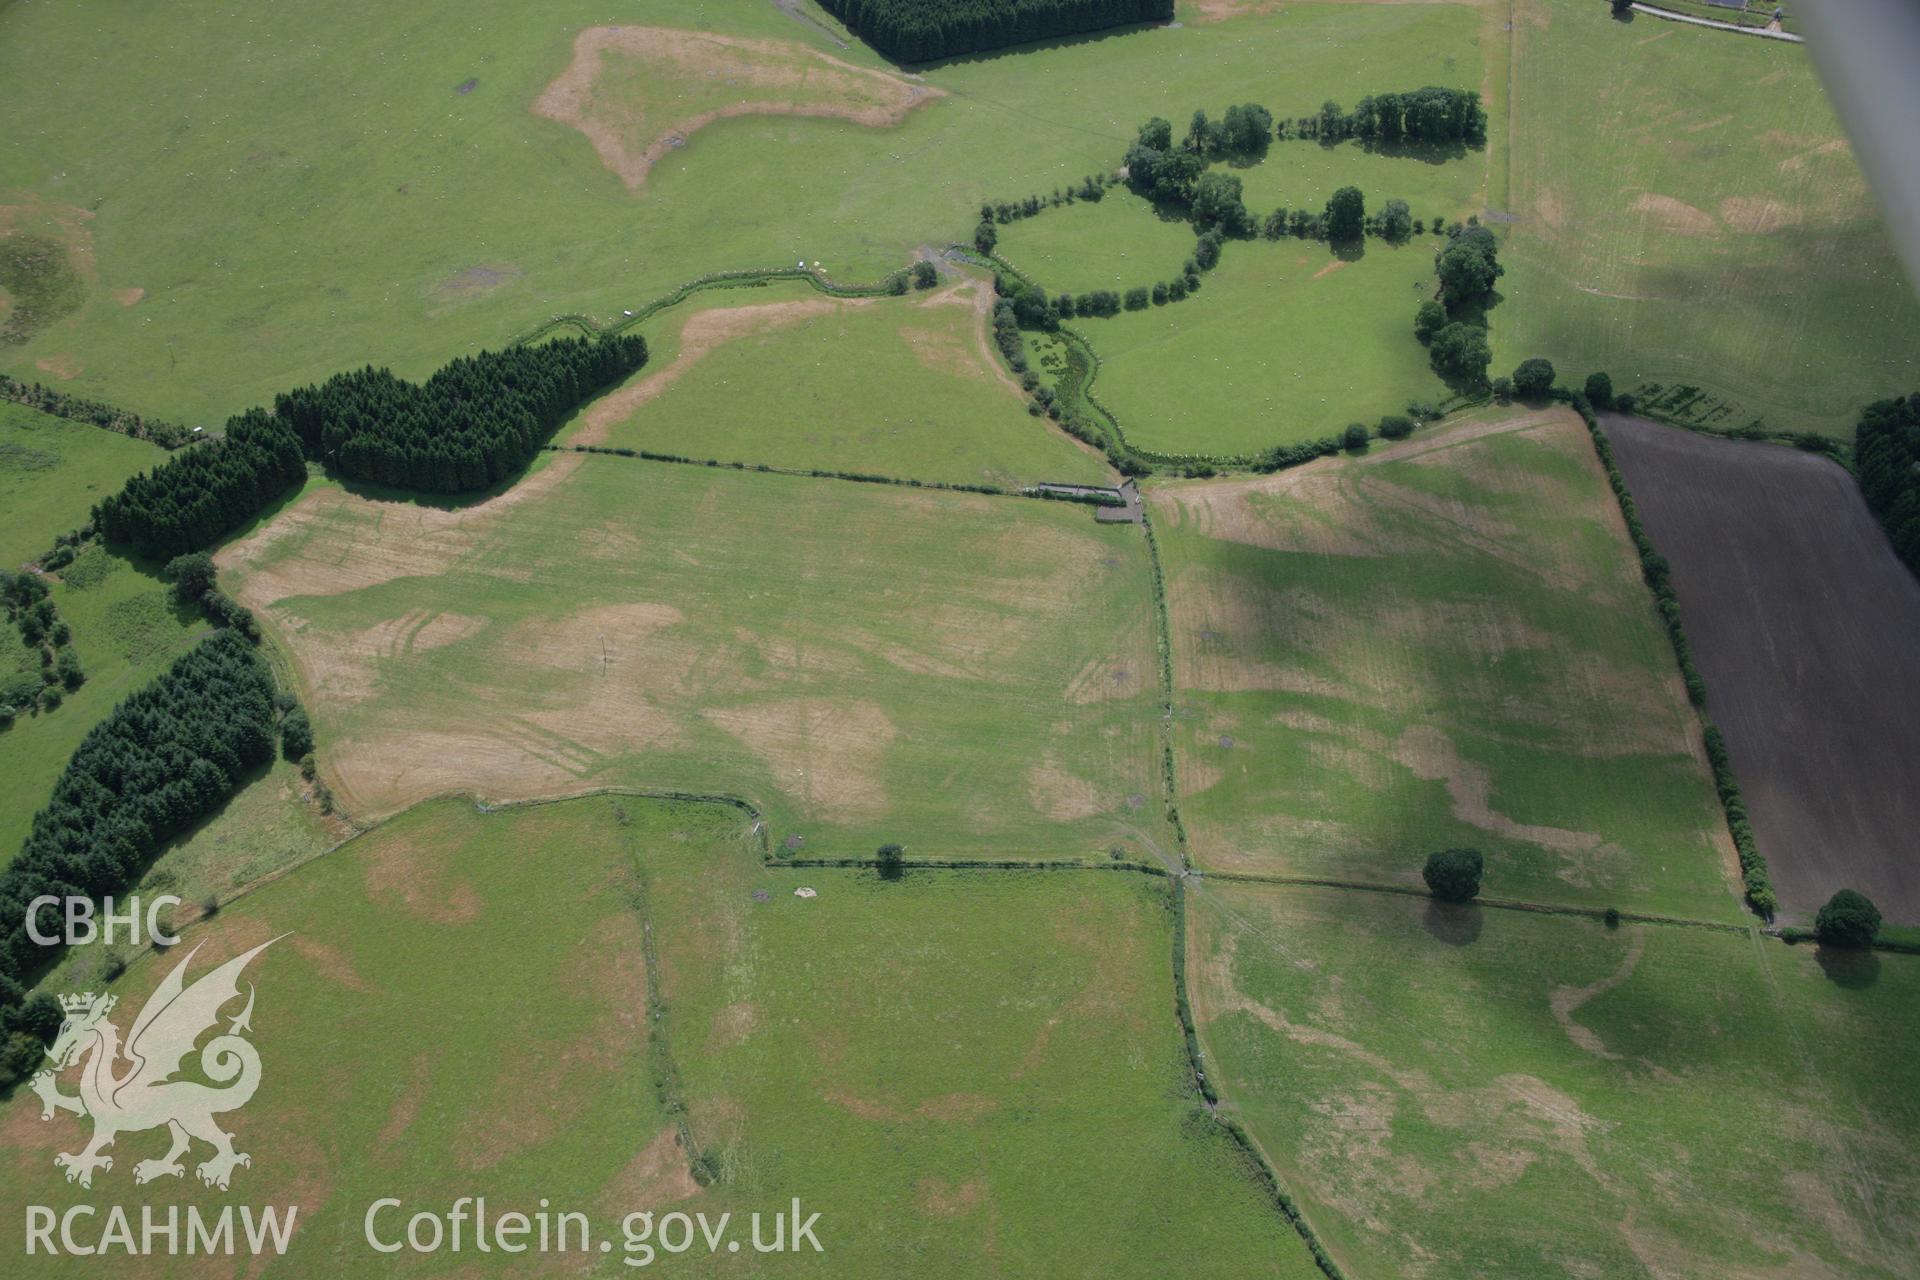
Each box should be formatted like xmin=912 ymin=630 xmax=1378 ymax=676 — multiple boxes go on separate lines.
xmin=92 ymin=334 xmax=647 ymax=557
xmin=93 ymin=410 xmax=307 ymax=559
xmin=819 ymin=0 xmax=1173 ymax=63
xmin=0 ymin=631 xmax=277 ymax=981
xmin=275 ymin=334 xmax=646 ymax=493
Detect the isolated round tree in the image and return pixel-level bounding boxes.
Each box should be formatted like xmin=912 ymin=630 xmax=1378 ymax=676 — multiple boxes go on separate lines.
xmin=1815 ymin=889 xmax=1882 ymax=948
xmin=1512 ymin=358 xmax=1556 ymax=399
xmin=1324 ymin=185 xmax=1366 ymax=242
xmin=1584 ymin=371 xmax=1614 ymax=409
xmin=164 ymin=551 xmax=218 ymax=603
xmin=1423 ymin=847 xmax=1484 ymax=902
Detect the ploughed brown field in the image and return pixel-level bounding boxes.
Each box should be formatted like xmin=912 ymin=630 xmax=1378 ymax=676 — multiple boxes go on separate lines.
xmin=1602 ymin=414 xmax=1920 ymax=924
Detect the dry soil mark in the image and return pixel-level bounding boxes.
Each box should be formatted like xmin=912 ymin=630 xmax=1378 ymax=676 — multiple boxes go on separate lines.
xmin=1391 ymin=724 xmax=1623 ymax=888
xmin=534 ymin=26 xmax=940 ymax=191
xmin=1631 ymin=192 xmax=1719 ymax=236
xmin=217 ymin=451 xmax=587 ymax=610
xmin=574 ymin=295 xmax=876 ymax=445
xmin=1549 ymin=930 xmax=1646 ymax=1060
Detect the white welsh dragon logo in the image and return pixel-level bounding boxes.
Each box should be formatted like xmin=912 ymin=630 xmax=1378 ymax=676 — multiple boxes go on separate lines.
xmin=29 ymin=938 xmax=281 ymax=1190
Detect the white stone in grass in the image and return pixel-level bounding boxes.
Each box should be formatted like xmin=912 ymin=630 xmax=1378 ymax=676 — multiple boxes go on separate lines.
xmin=794 ymin=887 xmax=817 ymax=899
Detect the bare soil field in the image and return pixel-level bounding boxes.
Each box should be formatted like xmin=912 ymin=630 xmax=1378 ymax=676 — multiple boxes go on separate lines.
xmin=1603 ymin=414 xmax=1920 ymax=923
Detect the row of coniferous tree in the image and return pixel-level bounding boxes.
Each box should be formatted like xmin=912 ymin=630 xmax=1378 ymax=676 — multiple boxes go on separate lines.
xmin=93 ymin=335 xmax=647 ymax=559
xmin=1855 ymin=393 xmax=1920 ymax=578
xmin=0 ymin=632 xmax=277 ymax=982
xmin=818 ymin=0 xmax=1172 ymax=63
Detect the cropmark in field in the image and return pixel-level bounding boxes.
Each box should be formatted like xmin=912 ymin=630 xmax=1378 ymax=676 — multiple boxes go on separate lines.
xmin=218 ymin=455 xmax=1172 ymax=863
xmin=1188 ymin=881 xmax=1920 ymax=1279
xmin=2 ymin=794 xmax=1319 ymax=1277
xmin=1499 ymin=0 xmax=1920 ymax=438
xmin=558 ymin=273 xmax=1113 ymax=488
xmin=533 ymin=24 xmax=940 ymax=192
xmin=1153 ymin=408 xmax=1740 ymax=918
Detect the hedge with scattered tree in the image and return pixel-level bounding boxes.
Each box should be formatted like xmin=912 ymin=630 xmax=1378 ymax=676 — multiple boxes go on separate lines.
xmin=0 ymin=374 xmax=196 ymax=449
xmin=1574 ymin=396 xmax=1777 ymax=917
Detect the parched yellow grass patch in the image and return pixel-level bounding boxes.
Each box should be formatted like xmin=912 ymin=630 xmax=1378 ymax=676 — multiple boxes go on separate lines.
xmin=534 ymin=25 xmax=941 ymax=191
xmin=1153 ymin=408 xmax=1737 ymax=911
xmin=574 ymin=295 xmax=875 ymax=444
xmin=222 ymin=452 xmax=1167 ymax=857
xmin=1630 ymin=192 xmax=1719 ymax=237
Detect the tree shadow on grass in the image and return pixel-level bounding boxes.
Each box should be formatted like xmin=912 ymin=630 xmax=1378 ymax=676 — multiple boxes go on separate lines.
xmin=1422 ymin=899 xmax=1485 ymax=947
xmin=332 ymin=455 xmax=541 ymax=512
xmin=1356 ymin=137 xmax=1475 ymax=167
xmin=1445 ymin=287 xmax=1505 ymax=330
xmin=1814 ymin=945 xmax=1881 ymax=990
xmin=1221 ymin=140 xmax=1272 ymax=170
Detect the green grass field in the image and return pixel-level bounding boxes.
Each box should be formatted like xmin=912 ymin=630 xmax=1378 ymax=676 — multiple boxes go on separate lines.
xmin=1152 ymin=408 xmax=1741 ymax=918
xmin=993 ymin=192 xmax=1202 ymax=297
xmin=1088 ymin=232 xmax=1458 ymax=455
xmin=1497 ymin=0 xmax=1920 ymax=438
xmin=987 ymin=5 xmax=1495 ymax=454
xmin=642 ymin=806 xmax=1317 ymax=1276
xmin=0 ymin=403 xmax=165 ymax=566
xmin=218 ymin=455 xmax=1175 ymax=863
xmin=1189 ymin=882 xmax=1920 ymax=1279
xmin=0 ymin=549 xmax=205 ymax=859
xmin=0 ymin=0 xmax=1496 ymax=427
xmin=2 ymin=794 xmax=1319 ymax=1276
xmin=0 ymin=406 xmax=206 ymax=857
xmin=554 ymin=274 xmax=1112 ymax=487
xmin=1 ymin=796 xmax=676 ymax=1275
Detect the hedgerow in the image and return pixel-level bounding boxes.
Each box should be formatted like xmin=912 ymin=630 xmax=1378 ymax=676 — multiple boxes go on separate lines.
xmin=1574 ymin=397 xmax=1776 ymax=917
xmin=0 ymin=373 xmax=196 ymax=449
